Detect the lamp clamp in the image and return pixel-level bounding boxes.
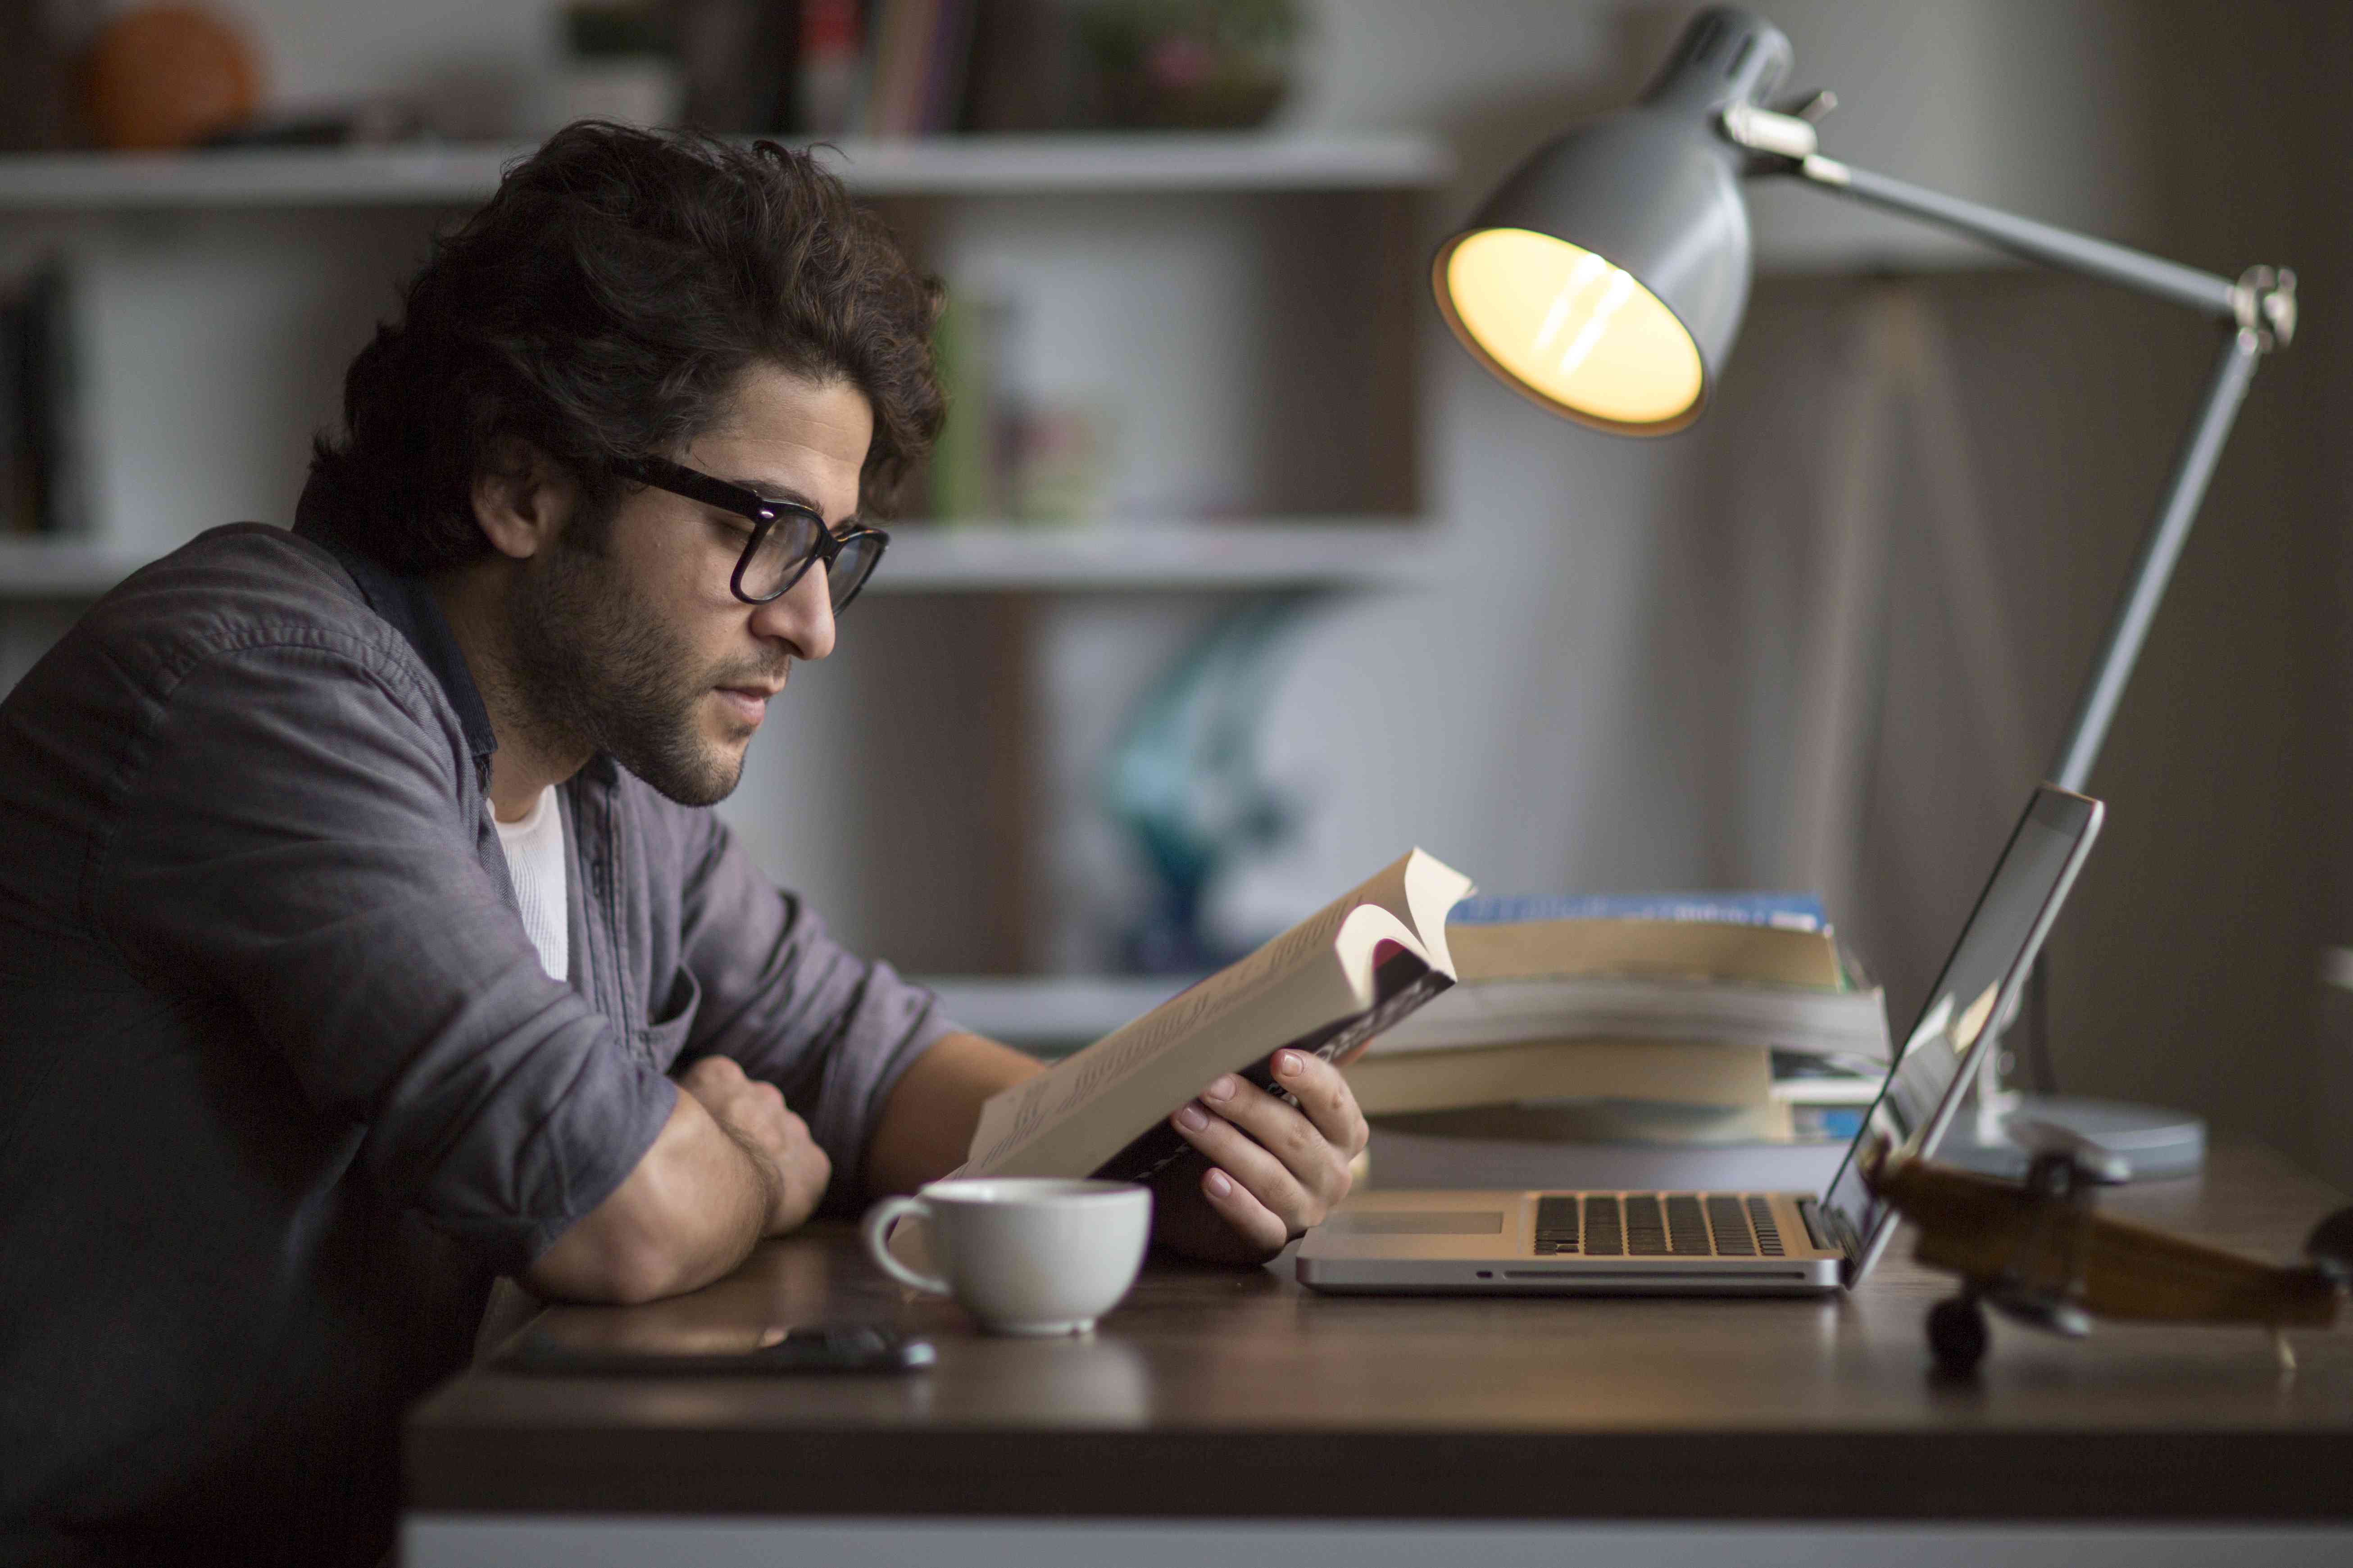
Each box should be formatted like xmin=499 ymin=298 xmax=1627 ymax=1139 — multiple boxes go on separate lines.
xmin=1718 ymin=100 xmax=1819 ymax=162
xmin=2230 ymin=265 xmax=2297 ymax=350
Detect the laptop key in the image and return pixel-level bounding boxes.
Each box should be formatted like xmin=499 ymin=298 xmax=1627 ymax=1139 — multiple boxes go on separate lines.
xmin=1745 ymin=1195 xmax=1785 ymax=1256
xmin=1534 ymin=1195 xmax=1581 ymax=1253
xmin=1582 ymin=1195 xmax=1624 ymax=1256
xmin=1624 ymin=1194 xmax=1668 ymax=1255
xmin=1706 ymin=1194 xmax=1756 ymax=1255
xmin=1665 ymin=1194 xmax=1711 ymax=1255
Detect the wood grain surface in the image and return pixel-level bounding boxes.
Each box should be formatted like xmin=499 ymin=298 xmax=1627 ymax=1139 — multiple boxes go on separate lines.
xmin=407 ymin=1143 xmax=2353 ymax=1520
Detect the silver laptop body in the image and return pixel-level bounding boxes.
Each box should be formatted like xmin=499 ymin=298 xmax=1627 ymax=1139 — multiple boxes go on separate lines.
xmin=1297 ymin=785 xmax=2104 ymax=1297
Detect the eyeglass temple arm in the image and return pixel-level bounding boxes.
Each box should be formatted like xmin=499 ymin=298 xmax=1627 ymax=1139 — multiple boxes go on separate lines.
xmin=615 ymin=457 xmax=778 ymax=520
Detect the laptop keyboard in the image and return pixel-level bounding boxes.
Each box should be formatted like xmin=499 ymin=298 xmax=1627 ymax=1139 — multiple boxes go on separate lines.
xmin=1530 ymin=1194 xmax=1787 ymax=1258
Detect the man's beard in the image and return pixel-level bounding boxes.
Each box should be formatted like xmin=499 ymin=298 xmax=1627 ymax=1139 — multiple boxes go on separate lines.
xmin=503 ymin=535 xmax=785 ymax=807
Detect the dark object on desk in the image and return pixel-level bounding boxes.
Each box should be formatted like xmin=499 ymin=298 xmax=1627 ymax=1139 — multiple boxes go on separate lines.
xmin=1864 ymin=1129 xmax=2347 ymax=1378
xmin=497 ymin=1321 xmax=935 ymax=1377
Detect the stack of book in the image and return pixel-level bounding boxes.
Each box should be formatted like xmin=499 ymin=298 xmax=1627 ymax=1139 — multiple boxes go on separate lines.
xmin=1348 ymin=894 xmax=1889 ymax=1178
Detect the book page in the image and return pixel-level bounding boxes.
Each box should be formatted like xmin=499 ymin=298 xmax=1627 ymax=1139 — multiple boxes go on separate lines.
xmin=1398 ymin=849 xmax=1474 ymax=976
xmin=964 ymin=849 xmax=1471 ymax=1174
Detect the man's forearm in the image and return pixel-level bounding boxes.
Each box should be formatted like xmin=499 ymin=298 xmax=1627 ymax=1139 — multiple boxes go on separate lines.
xmin=864 ymin=1032 xmax=1046 ymax=1196
xmin=522 ymin=1090 xmax=774 ymax=1304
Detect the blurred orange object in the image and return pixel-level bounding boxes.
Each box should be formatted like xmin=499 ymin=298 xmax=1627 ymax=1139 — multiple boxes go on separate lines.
xmin=84 ymin=5 xmax=263 ymax=151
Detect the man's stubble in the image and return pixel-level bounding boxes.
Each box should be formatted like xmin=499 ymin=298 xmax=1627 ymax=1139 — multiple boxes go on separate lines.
xmin=503 ymin=531 xmax=786 ymax=808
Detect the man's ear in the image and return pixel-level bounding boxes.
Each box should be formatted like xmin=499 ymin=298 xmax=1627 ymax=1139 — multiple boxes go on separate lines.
xmin=470 ymin=439 xmax=578 ymax=561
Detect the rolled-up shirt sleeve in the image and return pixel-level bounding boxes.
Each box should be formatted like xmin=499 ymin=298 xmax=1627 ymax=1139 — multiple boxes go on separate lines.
xmin=94 ymin=636 xmax=674 ymax=1275
xmin=671 ymin=807 xmax=962 ymax=1210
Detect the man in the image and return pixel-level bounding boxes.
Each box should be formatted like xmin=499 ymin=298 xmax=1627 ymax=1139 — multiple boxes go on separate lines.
xmin=0 ymin=126 xmax=1368 ymax=1567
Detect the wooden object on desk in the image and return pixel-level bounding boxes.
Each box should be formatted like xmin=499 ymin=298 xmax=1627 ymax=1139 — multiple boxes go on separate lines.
xmin=409 ymin=1143 xmax=2353 ymax=1524
xmin=1873 ymin=1151 xmax=2344 ymax=1326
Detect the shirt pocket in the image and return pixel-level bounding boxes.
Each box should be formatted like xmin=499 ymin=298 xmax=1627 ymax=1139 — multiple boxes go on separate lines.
xmin=636 ymin=966 xmax=700 ymax=1071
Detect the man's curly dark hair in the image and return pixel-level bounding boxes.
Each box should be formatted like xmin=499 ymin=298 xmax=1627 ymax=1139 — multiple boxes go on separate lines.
xmin=308 ymin=123 xmax=944 ymax=573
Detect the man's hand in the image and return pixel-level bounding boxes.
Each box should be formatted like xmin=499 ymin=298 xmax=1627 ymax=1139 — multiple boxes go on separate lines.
xmin=1152 ymin=1048 xmax=1368 ymax=1265
xmin=677 ymin=1055 xmax=830 ymax=1235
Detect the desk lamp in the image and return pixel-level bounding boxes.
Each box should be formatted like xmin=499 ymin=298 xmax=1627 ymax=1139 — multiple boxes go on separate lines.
xmin=1437 ymin=6 xmax=2298 ymax=1179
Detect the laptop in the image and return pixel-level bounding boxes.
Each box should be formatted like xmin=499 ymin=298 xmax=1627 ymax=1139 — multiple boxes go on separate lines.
xmin=1297 ymin=784 xmax=2103 ymax=1296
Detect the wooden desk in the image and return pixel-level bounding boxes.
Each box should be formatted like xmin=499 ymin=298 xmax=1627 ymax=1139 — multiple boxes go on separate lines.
xmin=406 ymin=1145 xmax=2353 ymax=1566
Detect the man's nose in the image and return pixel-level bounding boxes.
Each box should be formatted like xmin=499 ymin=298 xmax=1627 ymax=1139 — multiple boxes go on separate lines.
xmin=750 ymin=561 xmax=837 ymax=661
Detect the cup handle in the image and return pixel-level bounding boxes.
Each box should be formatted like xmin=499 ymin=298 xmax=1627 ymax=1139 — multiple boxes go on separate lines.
xmin=863 ymin=1196 xmax=951 ymax=1296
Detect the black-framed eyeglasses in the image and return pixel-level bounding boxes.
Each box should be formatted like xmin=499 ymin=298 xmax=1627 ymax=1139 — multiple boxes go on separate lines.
xmin=611 ymin=454 xmax=889 ymax=612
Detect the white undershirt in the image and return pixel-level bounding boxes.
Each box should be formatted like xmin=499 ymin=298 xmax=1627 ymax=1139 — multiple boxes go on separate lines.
xmin=493 ymin=785 xmax=570 ymax=983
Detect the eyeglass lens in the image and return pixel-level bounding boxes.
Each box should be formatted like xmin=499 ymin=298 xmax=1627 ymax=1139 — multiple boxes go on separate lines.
xmin=736 ymin=513 xmax=822 ymax=601
xmin=825 ymin=534 xmax=882 ymax=610
xmin=737 ymin=513 xmax=882 ymax=611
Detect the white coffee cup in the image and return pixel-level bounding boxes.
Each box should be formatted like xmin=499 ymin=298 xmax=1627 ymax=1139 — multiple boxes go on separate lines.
xmin=862 ymin=1178 xmax=1152 ymax=1336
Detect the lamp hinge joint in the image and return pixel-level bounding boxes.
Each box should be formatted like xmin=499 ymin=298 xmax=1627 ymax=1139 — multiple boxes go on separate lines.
xmin=2230 ymin=266 xmax=2296 ymax=350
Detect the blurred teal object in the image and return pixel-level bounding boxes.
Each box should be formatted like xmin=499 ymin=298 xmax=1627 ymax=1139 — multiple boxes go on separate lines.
xmin=1103 ymin=593 xmax=1313 ymax=974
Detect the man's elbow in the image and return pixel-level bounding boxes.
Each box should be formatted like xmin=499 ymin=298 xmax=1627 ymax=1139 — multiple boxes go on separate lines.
xmin=523 ymin=1216 xmax=701 ymax=1306
xmin=517 ymin=1085 xmax=764 ymax=1304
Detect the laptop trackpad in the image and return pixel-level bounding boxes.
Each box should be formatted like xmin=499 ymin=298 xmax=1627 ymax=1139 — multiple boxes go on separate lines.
xmin=1325 ymin=1210 xmax=1505 ymax=1236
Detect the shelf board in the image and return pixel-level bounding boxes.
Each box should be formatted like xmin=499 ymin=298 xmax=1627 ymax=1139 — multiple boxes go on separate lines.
xmin=870 ymin=520 xmax=1440 ymax=592
xmin=0 ymin=538 xmax=155 ymax=596
xmin=917 ymin=973 xmax=1200 ymax=1050
xmin=0 ymin=522 xmax=1441 ymax=600
xmin=0 ymin=134 xmax=1454 ymax=211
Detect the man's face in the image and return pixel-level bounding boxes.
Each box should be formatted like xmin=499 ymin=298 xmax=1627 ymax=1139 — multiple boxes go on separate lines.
xmin=505 ymin=366 xmax=873 ymax=806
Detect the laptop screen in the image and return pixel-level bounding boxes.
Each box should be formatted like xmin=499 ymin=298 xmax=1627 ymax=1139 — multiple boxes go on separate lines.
xmin=1817 ymin=787 xmax=2102 ymax=1285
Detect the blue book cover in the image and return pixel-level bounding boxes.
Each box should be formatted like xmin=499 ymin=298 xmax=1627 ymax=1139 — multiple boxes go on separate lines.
xmin=1447 ymin=892 xmax=1827 ymax=933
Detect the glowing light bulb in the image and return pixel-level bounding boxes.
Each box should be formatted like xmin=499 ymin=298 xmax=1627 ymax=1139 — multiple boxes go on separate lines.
xmin=1440 ymin=228 xmax=1704 ymax=429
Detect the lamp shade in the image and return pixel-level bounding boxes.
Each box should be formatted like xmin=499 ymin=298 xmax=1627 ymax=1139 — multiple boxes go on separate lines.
xmin=1435 ymin=8 xmax=1791 ymax=434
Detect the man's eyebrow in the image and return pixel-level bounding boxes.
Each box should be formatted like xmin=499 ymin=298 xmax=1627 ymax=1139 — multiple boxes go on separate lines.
xmin=720 ymin=476 xmax=857 ymax=530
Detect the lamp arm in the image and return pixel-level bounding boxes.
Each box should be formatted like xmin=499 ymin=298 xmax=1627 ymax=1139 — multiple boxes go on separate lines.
xmin=1791 ymin=155 xmax=2239 ymax=318
xmin=2046 ymin=328 xmax=2263 ymax=792
xmin=1720 ymin=104 xmax=2296 ymax=340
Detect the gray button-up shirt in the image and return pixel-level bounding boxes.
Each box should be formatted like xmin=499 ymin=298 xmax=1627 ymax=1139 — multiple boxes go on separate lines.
xmin=0 ymin=501 xmax=957 ymax=1564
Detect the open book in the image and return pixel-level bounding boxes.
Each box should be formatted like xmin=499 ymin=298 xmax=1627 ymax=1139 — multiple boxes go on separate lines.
xmin=960 ymin=849 xmax=1474 ymax=1182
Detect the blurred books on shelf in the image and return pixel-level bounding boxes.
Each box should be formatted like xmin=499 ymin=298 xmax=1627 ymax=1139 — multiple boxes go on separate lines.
xmin=0 ymin=258 xmax=83 ymax=538
xmin=861 ymin=0 xmax=981 ymax=139
xmin=1346 ymin=891 xmax=1890 ymax=1185
xmin=799 ymin=0 xmax=1304 ymax=142
xmin=927 ymin=283 xmax=1115 ymax=526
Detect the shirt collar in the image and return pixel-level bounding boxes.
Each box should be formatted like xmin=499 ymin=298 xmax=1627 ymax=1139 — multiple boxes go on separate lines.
xmin=293 ymin=477 xmax=500 ymax=768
